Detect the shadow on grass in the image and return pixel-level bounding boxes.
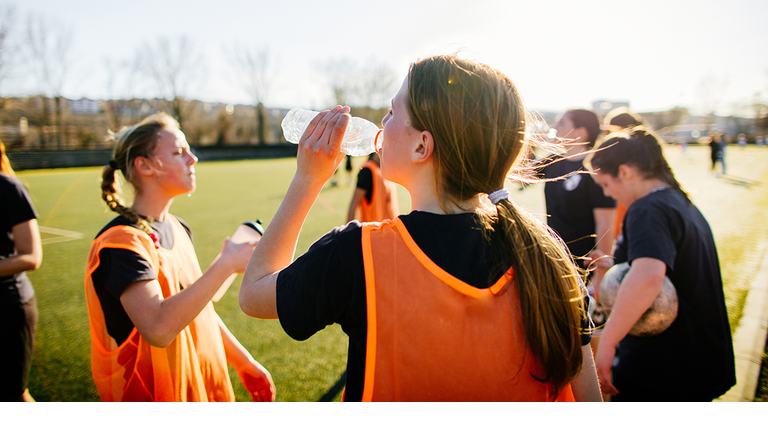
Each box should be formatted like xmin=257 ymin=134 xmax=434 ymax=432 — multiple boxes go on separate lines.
xmin=318 ymin=369 xmax=347 ymax=402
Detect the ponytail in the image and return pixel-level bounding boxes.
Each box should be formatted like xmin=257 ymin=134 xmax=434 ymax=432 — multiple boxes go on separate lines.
xmin=486 ymin=198 xmax=584 ymax=397
xmin=100 ymin=163 xmax=154 ymax=237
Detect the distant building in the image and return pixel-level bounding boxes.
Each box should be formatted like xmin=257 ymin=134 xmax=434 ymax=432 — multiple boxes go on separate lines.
xmin=592 ymin=100 xmax=630 ymax=119
xmin=68 ymin=98 xmax=101 ymax=115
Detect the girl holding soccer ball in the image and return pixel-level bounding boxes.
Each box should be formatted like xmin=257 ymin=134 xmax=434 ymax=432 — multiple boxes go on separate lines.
xmin=586 ymin=127 xmax=735 ymax=401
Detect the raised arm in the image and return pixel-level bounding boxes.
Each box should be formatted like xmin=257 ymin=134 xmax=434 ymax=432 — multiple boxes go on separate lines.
xmin=240 ymin=106 xmax=350 ymax=319
xmin=0 ymin=219 xmax=42 ymax=277
xmin=594 ymin=257 xmax=666 ymax=396
xmin=120 ymin=237 xmax=255 ymax=347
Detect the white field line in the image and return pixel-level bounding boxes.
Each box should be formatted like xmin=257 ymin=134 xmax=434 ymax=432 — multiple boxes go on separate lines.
xmin=38 ymin=226 xmax=84 ymax=245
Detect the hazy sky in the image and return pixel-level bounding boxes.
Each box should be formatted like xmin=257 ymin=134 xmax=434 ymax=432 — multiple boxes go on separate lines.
xmin=4 ymin=0 xmax=767 ymax=116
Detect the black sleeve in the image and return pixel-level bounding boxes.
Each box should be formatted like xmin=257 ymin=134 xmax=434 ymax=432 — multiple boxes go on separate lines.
xmin=355 ymin=167 xmax=373 ymax=203
xmin=625 ymin=202 xmax=678 ymax=270
xmin=1 ymin=176 xmax=38 ymax=228
xmin=93 ymin=248 xmax=157 ymax=299
xmin=276 ymin=222 xmax=367 ymax=343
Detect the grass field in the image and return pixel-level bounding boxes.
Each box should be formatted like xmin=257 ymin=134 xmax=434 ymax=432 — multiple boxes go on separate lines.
xmin=16 ymin=145 xmax=768 ymax=402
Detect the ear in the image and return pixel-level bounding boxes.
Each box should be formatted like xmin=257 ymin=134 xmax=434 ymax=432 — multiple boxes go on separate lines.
xmin=133 ymin=156 xmax=155 ymax=177
xmin=411 ymin=130 xmax=434 ymax=164
xmin=617 ymin=164 xmax=634 ymax=181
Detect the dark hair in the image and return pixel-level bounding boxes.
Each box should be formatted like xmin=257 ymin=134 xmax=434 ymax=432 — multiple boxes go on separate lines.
xmin=586 ymin=127 xmax=690 ymax=202
xmin=604 ymin=107 xmax=643 ymax=130
xmin=406 ymin=55 xmax=584 ymax=396
xmin=565 ymin=109 xmax=601 ymax=148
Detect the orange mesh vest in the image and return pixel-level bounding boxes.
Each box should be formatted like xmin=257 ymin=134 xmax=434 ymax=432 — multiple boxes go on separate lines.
xmin=84 ymin=215 xmax=234 ymax=402
xmin=359 ymin=160 xmax=397 ymax=222
xmin=361 ymin=219 xmax=574 ymax=402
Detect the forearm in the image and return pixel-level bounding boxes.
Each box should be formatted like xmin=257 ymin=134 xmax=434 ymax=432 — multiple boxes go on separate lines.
xmin=0 ymin=254 xmax=41 ymax=277
xmin=240 ymin=176 xmax=324 ymax=318
xmin=599 ymin=259 xmax=665 ymax=348
xmin=217 ymin=314 xmax=253 ymax=369
xmin=123 ymin=255 xmax=234 ymax=347
xmin=571 ymin=345 xmax=603 ymax=402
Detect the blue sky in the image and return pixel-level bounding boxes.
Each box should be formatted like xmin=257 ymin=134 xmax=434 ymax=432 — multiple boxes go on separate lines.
xmin=4 ymin=0 xmax=767 ymax=116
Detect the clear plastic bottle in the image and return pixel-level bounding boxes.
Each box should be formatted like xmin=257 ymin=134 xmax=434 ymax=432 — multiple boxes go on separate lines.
xmin=281 ymin=108 xmax=382 ymax=156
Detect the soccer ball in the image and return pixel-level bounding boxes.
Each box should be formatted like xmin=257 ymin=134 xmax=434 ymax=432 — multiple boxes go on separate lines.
xmin=599 ymin=262 xmax=678 ymax=337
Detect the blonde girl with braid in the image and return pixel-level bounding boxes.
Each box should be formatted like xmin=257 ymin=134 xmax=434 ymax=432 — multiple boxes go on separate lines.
xmin=239 ymin=55 xmax=602 ymax=401
xmin=85 ymin=113 xmax=275 ymax=401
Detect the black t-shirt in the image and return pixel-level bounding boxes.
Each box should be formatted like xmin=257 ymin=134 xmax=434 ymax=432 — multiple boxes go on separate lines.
xmin=542 ymin=156 xmax=616 ymax=259
xmin=612 ymin=188 xmax=735 ymax=400
xmin=276 ymin=211 xmax=593 ymax=401
xmin=355 ymin=167 xmax=373 ymax=203
xmin=91 ymin=215 xmax=193 ymax=345
xmin=0 ymin=174 xmax=39 ymax=304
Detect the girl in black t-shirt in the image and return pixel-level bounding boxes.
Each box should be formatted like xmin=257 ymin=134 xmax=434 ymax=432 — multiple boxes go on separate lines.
xmin=0 ymin=140 xmax=42 ymax=402
xmin=586 ymin=128 xmax=735 ymax=401
xmin=240 ymin=55 xmax=602 ymax=401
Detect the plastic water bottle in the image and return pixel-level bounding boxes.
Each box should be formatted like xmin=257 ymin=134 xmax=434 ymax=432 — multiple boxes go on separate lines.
xmin=281 ymin=108 xmax=382 ymax=156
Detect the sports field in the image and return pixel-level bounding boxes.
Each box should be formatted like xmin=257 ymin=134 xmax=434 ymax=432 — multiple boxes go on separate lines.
xmin=16 ymin=145 xmax=768 ymax=401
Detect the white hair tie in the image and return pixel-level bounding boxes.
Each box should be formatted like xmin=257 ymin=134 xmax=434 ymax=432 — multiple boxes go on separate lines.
xmin=488 ymin=189 xmax=509 ymax=205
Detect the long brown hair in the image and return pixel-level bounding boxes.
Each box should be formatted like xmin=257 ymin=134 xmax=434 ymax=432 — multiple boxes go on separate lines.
xmin=101 ymin=113 xmax=179 ymax=236
xmin=586 ymin=127 xmax=690 ymax=203
xmin=406 ymin=55 xmax=584 ymax=396
xmin=0 ymin=140 xmax=15 ymax=177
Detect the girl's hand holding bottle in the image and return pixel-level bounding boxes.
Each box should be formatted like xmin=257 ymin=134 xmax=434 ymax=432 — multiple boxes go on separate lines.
xmin=295 ymin=106 xmax=351 ymax=188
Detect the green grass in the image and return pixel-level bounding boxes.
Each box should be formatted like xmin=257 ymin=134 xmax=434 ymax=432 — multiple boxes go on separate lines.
xmin=18 ymin=157 xmax=410 ymax=402
xmin=16 ymin=146 xmax=768 ymax=402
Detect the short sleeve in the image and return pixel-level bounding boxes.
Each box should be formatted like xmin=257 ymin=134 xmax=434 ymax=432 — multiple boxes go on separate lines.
xmin=276 ymin=222 xmax=367 ymax=342
xmin=93 ymin=248 xmax=157 ymax=300
xmin=625 ymin=202 xmax=678 ymax=270
xmin=0 ymin=175 xmax=38 ymax=228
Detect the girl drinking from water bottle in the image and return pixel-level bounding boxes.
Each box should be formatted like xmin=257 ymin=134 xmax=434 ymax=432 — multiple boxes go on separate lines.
xmin=239 ymin=55 xmax=601 ymax=402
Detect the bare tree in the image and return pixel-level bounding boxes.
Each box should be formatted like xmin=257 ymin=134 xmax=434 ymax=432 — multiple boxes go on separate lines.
xmin=356 ymin=57 xmax=397 ymax=110
xmin=0 ymin=4 xmax=17 ymax=97
xmin=137 ymin=36 xmax=207 ymax=132
xmin=317 ymin=57 xmax=359 ymax=106
xmin=24 ymin=13 xmax=75 ymax=148
xmin=225 ymin=43 xmax=275 ymax=144
xmin=103 ymin=57 xmax=142 ymax=131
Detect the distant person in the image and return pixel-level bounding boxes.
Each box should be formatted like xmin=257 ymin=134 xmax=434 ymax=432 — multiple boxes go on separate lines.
xmin=709 ymin=132 xmax=726 ymax=175
xmin=0 ymin=140 xmax=42 ymax=402
xmin=737 ymin=133 xmax=747 ymax=149
xmin=240 ymin=55 xmax=602 ymax=401
xmin=85 ymin=113 xmax=274 ymax=402
xmin=542 ymin=109 xmax=616 ymax=289
xmin=344 ymin=154 xmax=354 ymax=186
xmin=586 ymin=127 xmax=735 ymax=401
xmin=346 ymin=152 xmax=399 ymax=223
xmin=756 ymin=136 xmax=764 ymax=147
